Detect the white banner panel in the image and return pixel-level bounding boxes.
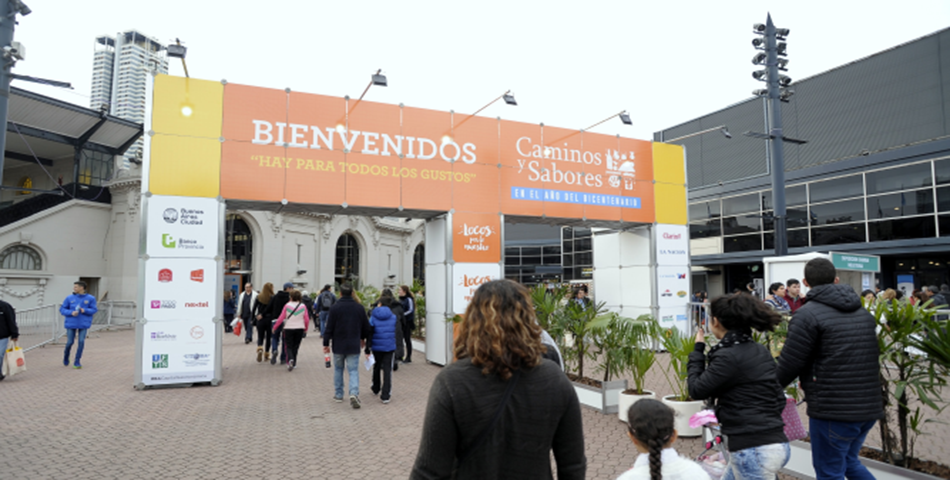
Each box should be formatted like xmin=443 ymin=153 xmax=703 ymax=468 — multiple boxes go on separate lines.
xmin=142 ymin=319 xmax=216 ymax=385
xmin=143 ymin=258 xmax=218 ymax=322
xmin=452 ymin=263 xmax=501 ymax=314
xmin=146 ymin=195 xmax=220 ymax=258
xmin=657 ymin=265 xmax=691 ymax=308
xmin=655 ymin=224 xmax=689 ymax=266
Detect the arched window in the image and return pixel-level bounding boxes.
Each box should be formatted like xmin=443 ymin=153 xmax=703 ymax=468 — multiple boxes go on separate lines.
xmin=0 ymin=245 xmax=42 ymax=270
xmin=335 ymin=233 xmax=360 ymax=282
xmin=413 ymin=243 xmax=425 ymax=284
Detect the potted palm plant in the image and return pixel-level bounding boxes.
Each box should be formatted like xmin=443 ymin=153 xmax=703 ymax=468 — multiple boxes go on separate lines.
xmin=660 ymin=327 xmax=704 ymax=437
xmin=615 ymin=315 xmax=659 ymax=422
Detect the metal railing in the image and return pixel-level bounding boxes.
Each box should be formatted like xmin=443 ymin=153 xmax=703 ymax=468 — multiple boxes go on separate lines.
xmin=15 ymin=301 xmax=137 ymax=352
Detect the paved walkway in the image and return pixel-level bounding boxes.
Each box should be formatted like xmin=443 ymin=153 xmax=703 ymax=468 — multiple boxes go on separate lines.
xmin=6 ymin=327 xmax=945 ymax=479
xmin=2 ymin=327 xmax=661 ymax=479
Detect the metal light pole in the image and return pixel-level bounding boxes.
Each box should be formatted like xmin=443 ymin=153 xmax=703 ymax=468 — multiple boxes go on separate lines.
xmin=752 ymin=14 xmax=793 ymax=256
xmin=765 ymin=15 xmax=788 ymax=256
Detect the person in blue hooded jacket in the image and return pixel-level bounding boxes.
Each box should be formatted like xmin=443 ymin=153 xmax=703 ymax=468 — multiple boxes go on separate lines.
xmin=60 ymin=281 xmax=98 ymax=369
xmin=366 ymin=296 xmax=398 ymax=403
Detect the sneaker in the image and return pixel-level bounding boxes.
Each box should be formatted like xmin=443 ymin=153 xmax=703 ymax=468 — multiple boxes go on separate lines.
xmin=393 ymin=363 xmax=399 ymax=372
xmin=349 ymin=395 xmax=361 ymax=409
xmin=256 ymin=347 xmax=263 ymax=363
xmin=63 ymin=358 xmax=69 ymax=366
xmin=371 ymin=390 xmax=379 ymax=397
xmin=404 ymin=358 xmax=412 ymax=364
xmin=333 ymin=396 xmax=343 ymax=403
xmin=73 ymin=364 xmax=82 ymax=369
xmin=382 ymin=397 xmax=391 ymax=404
xmin=0 ymin=373 xmax=5 ymax=381
xmin=288 ymin=359 xmax=295 ymax=371
xmin=270 ymin=353 xmax=277 ymax=365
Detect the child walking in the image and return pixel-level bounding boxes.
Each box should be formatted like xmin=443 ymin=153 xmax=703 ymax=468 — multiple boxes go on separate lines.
xmin=617 ymin=399 xmax=710 ymax=480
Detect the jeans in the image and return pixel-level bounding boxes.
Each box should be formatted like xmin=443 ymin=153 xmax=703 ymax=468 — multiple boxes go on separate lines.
xmin=319 ymin=311 xmax=329 ymax=336
xmin=333 ymin=353 xmax=360 ymax=398
xmin=284 ymin=329 xmax=304 ymax=365
xmin=242 ymin=316 xmax=254 ymax=342
xmin=371 ymin=350 xmax=394 ymax=400
xmin=0 ymin=337 xmax=8 ymax=374
xmin=723 ymin=443 xmax=790 ymax=480
xmin=401 ymin=319 xmax=413 ymax=361
xmin=271 ymin=326 xmax=286 ymax=363
xmin=64 ymin=328 xmax=88 ymax=365
xmin=810 ymin=418 xmax=877 ymax=480
xmin=256 ymin=319 xmax=271 ymax=348
xmin=224 ymin=313 xmax=234 ymax=333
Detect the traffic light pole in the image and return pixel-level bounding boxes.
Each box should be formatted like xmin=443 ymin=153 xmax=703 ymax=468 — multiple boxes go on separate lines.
xmin=766 ymin=14 xmax=788 ymax=256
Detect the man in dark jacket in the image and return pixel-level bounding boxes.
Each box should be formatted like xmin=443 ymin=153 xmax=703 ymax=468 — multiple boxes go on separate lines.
xmin=0 ymin=299 xmax=18 ymax=381
xmin=927 ymin=285 xmax=948 ymax=321
xmin=268 ymin=283 xmax=293 ymax=365
xmin=776 ymin=258 xmax=883 ymax=480
xmin=323 ymin=283 xmax=372 ymax=409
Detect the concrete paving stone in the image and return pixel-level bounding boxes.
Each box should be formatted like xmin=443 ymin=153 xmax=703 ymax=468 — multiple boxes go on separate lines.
xmin=4 ymin=327 xmax=948 ymax=479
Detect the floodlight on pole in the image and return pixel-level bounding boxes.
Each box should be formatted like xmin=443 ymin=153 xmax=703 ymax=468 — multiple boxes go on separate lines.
xmin=167 ymin=38 xmax=188 ymax=78
xmin=452 ymin=90 xmax=517 ymax=131
xmin=662 ymin=125 xmax=732 ymax=143
xmin=359 ymin=69 xmax=387 ymax=101
xmin=583 ymin=110 xmax=632 ymax=131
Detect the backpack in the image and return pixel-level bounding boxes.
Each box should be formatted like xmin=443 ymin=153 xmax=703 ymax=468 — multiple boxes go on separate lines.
xmin=321 ymin=292 xmax=333 ymax=310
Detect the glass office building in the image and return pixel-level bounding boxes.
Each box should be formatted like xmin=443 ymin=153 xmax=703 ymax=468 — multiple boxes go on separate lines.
xmin=656 ymin=27 xmax=950 ymax=295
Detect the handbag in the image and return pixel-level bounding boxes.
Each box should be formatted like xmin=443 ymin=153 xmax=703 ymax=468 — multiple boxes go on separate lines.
xmin=233 ymin=320 xmax=242 ymax=336
xmin=782 ymin=396 xmax=807 ymax=441
xmin=4 ymin=339 xmax=26 ymax=377
xmin=455 ymin=370 xmax=521 ymax=468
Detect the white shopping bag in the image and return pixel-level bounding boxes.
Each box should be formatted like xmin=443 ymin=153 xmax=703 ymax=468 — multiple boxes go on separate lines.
xmin=364 ymin=353 xmax=375 ymax=371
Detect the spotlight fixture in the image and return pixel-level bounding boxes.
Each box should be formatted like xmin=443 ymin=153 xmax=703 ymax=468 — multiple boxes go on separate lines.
xmin=752 ymin=88 xmax=769 ymax=96
xmin=372 ymin=71 xmax=388 ymax=86
xmin=752 ymin=70 xmax=768 ymax=81
xmin=503 ymin=92 xmax=517 ymax=105
xmin=777 ymin=43 xmax=787 ymax=56
xmin=752 ymin=37 xmax=766 ymax=48
xmin=752 ymin=53 xmax=767 ymax=65
xmin=778 ymin=75 xmax=792 ymax=86
xmin=753 ymin=23 xmax=766 ymax=33
xmin=619 ymin=111 xmax=632 ymax=125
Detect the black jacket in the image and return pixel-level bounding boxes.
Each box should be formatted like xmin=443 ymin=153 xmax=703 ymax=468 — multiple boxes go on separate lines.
xmin=0 ymin=300 xmax=17 ymax=340
xmin=688 ymin=332 xmax=787 ymax=452
xmin=776 ymin=283 xmax=884 ymax=422
xmin=267 ymin=291 xmax=291 ymax=325
xmin=323 ymin=297 xmax=372 ymax=355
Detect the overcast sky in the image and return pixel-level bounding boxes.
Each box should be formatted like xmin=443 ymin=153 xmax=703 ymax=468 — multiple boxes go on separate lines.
xmin=15 ymin=1 xmax=950 ymax=140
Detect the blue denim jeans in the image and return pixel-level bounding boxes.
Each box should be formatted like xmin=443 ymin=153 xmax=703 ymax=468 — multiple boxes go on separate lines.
xmin=723 ymin=442 xmax=790 ymax=480
xmin=333 ymin=353 xmax=360 ymax=398
xmin=319 ymin=311 xmax=329 ymax=336
xmin=64 ymin=328 xmax=88 ymax=365
xmin=810 ymin=418 xmax=877 ymax=480
xmin=0 ymin=337 xmax=9 ymax=374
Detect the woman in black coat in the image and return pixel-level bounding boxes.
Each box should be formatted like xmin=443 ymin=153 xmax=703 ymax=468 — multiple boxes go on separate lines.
xmin=687 ymin=293 xmax=790 ymax=480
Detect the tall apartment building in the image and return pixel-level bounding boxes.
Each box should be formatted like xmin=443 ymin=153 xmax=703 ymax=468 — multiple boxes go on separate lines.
xmin=90 ymin=30 xmax=168 ymax=165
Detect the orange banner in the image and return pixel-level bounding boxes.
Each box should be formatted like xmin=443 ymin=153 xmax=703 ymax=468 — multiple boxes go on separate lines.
xmin=453 ymin=213 xmax=501 ymax=263
xmin=211 ymin=81 xmax=657 ymax=222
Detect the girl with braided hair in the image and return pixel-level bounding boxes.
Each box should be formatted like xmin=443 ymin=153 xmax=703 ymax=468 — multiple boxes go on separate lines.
xmin=617 ymin=399 xmax=710 ymax=480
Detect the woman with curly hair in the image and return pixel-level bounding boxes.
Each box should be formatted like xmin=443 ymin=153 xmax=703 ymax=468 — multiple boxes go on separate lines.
xmin=410 ymin=279 xmax=586 ymax=480
xmin=253 ymin=282 xmax=275 ymax=363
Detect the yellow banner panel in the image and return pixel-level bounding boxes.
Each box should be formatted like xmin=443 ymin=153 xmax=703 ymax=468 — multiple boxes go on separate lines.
xmin=150 ymin=134 xmax=221 ymax=198
xmin=654 ymin=183 xmax=687 ymax=225
xmin=651 ymin=142 xmax=685 ymax=186
xmin=152 ymin=75 xmax=224 ymax=139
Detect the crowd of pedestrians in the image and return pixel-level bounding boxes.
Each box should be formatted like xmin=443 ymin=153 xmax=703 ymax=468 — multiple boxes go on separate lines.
xmin=230 ymin=281 xmax=419 ymax=409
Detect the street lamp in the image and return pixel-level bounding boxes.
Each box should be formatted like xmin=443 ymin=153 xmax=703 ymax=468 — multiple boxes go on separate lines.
xmin=167 ymin=38 xmax=188 ymax=78
xmin=584 ymin=110 xmax=632 ymax=131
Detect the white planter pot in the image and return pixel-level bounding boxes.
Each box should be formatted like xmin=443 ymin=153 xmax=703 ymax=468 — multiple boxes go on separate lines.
xmin=662 ymin=395 xmax=704 ymax=437
xmin=618 ymin=390 xmax=656 ymax=423
xmin=571 ymin=378 xmax=628 ymax=414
